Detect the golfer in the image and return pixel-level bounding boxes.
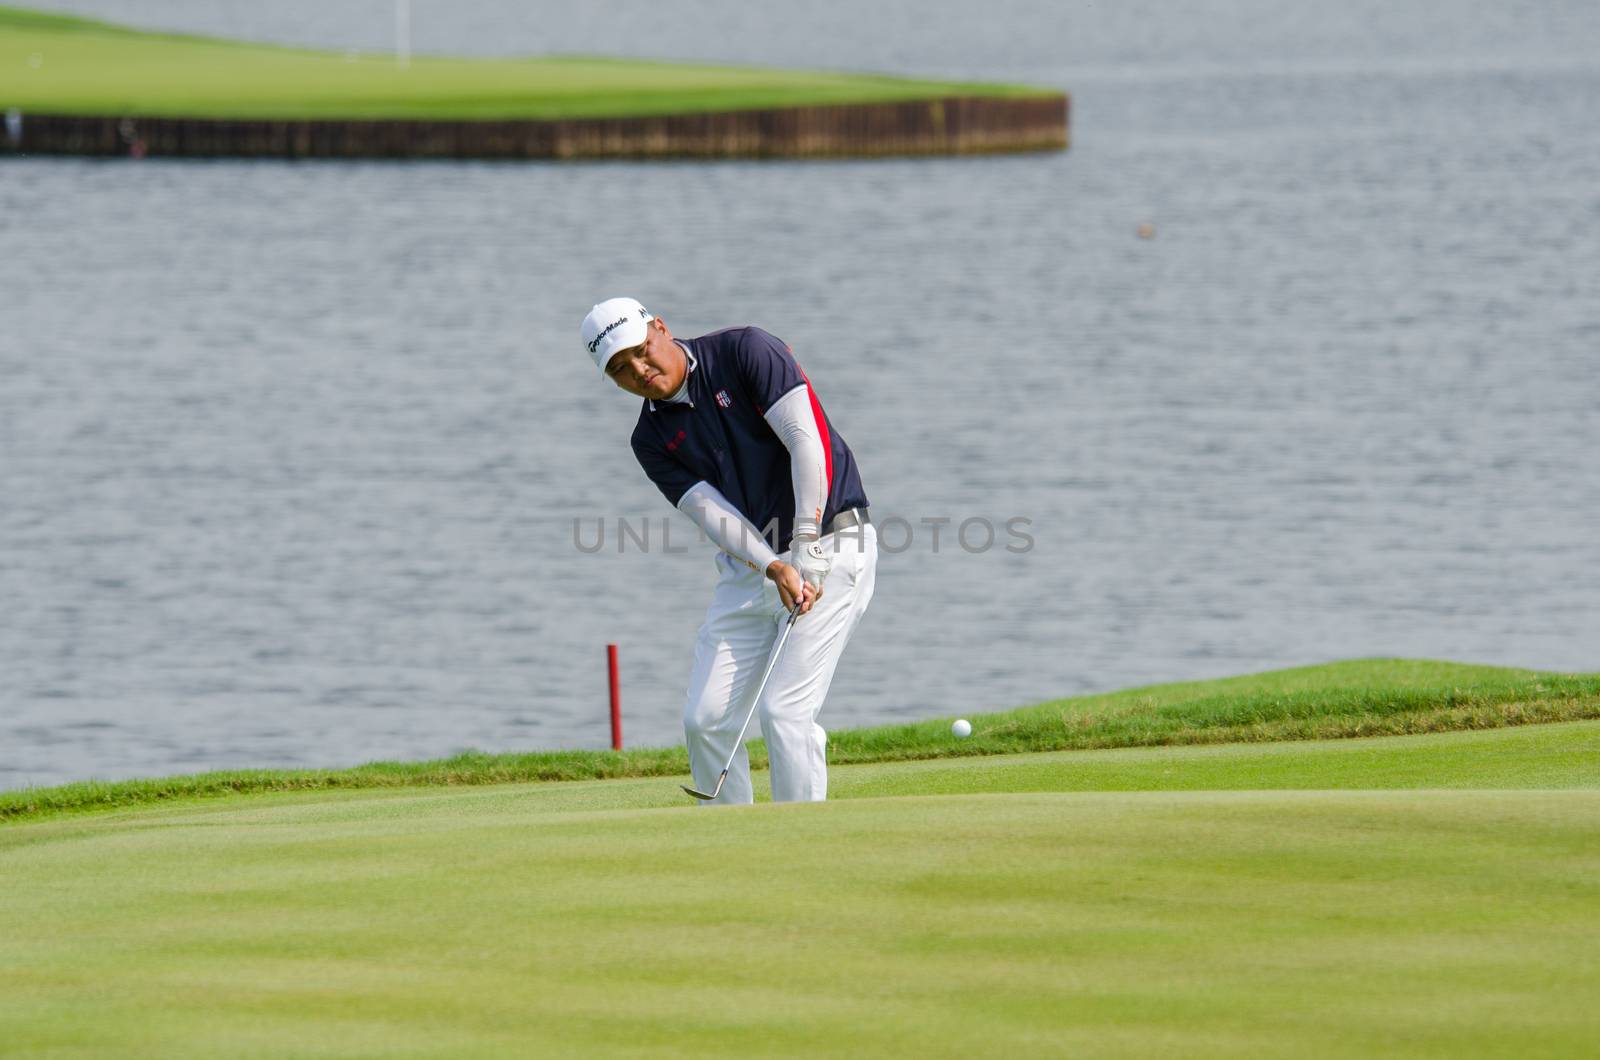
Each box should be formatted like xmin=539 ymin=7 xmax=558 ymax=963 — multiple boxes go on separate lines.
xmin=580 ymin=297 xmax=877 ymax=804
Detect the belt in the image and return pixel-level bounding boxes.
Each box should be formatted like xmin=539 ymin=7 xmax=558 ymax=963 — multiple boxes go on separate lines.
xmin=824 ymin=508 xmax=870 ymax=535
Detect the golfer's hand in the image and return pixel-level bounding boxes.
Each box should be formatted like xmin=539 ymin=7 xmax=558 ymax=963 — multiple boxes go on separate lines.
xmin=765 ymin=560 xmax=819 ymax=615
xmin=793 ymin=539 xmax=832 ymax=593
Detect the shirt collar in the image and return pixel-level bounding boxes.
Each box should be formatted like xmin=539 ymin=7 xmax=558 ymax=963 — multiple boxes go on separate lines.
xmin=647 ymin=341 xmax=697 ymax=412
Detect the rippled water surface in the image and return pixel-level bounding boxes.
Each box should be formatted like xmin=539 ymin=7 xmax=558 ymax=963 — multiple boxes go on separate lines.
xmin=4 ymin=0 xmax=1599 ymax=788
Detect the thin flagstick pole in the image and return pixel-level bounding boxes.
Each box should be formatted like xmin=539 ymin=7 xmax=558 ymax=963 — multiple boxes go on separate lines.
xmin=608 ymin=644 xmax=623 ymax=751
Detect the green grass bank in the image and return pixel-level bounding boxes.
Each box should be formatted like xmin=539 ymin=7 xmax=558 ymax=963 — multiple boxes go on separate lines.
xmin=0 ymin=6 xmax=1068 ymax=157
xmin=6 ymin=658 xmax=1597 ymax=822
xmin=4 ymin=724 xmax=1598 ymax=1057
xmin=0 ymin=6 xmax=1051 ymax=120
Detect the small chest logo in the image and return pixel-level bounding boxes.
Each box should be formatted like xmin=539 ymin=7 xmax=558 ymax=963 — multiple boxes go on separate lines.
xmin=715 ymin=390 xmax=732 ymax=409
xmin=666 ymin=429 xmax=687 ymax=452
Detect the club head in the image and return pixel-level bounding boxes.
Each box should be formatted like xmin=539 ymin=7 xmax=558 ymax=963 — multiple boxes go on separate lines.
xmin=680 ymin=770 xmax=728 ymax=802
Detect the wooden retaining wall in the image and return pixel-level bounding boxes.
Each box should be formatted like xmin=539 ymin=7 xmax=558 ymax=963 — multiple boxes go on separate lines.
xmin=0 ymin=95 xmax=1067 ymax=160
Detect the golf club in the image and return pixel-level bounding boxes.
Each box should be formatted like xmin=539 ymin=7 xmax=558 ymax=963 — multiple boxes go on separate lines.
xmin=680 ymin=605 xmax=803 ymax=801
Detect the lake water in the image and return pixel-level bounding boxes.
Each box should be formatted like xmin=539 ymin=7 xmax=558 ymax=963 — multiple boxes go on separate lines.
xmin=3 ymin=0 xmax=1598 ymax=789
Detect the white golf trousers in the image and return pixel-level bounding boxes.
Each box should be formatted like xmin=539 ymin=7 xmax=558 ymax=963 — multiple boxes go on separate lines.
xmin=683 ymin=523 xmax=877 ymax=805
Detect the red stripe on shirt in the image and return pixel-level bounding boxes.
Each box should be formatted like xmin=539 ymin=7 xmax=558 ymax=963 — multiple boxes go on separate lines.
xmin=796 ymin=365 xmax=833 ymax=512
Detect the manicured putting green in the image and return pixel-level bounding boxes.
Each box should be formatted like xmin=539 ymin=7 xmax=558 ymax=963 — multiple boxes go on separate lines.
xmin=0 ymin=6 xmax=1052 ymax=120
xmin=4 ymin=723 xmax=1598 ymax=1057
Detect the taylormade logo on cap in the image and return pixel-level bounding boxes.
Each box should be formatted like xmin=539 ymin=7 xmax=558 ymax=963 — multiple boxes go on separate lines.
xmin=587 ymin=318 xmax=629 ymax=355
xmin=580 ymin=297 xmax=653 ymax=376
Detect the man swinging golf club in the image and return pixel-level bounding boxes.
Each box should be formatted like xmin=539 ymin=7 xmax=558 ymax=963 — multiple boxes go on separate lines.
xmin=580 ymin=298 xmax=877 ymax=804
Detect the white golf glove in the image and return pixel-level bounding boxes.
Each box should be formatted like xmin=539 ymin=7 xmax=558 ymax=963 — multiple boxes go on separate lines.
xmin=793 ymin=538 xmax=832 ymax=591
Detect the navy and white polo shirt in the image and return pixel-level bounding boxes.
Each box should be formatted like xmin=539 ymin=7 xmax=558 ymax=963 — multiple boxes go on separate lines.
xmin=630 ymin=326 xmax=868 ymax=553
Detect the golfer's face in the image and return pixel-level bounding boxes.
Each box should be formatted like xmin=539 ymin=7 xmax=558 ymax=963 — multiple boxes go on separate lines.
xmin=605 ymin=325 xmax=682 ymax=400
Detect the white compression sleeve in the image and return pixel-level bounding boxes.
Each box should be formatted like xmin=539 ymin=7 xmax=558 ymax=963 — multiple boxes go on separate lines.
xmin=677 ymin=480 xmax=781 ymax=572
xmin=762 ymin=383 xmax=830 ymax=540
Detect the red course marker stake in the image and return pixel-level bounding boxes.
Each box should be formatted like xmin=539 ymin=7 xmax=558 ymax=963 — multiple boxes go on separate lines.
xmin=607 ymin=643 xmax=622 ymax=751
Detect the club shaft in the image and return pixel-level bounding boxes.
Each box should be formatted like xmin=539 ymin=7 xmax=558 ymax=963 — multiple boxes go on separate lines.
xmin=715 ymin=609 xmax=801 ymax=777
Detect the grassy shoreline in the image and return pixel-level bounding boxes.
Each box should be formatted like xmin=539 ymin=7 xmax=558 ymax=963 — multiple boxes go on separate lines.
xmin=6 ymin=658 xmax=1597 ymax=824
xmin=0 ymin=6 xmax=1055 ymax=121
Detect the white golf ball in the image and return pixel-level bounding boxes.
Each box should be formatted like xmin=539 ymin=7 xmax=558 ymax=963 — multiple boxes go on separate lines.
xmin=951 ymin=719 xmax=972 ymax=738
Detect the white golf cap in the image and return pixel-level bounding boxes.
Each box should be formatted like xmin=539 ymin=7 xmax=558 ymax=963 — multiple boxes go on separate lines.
xmin=580 ymin=297 xmax=653 ymax=376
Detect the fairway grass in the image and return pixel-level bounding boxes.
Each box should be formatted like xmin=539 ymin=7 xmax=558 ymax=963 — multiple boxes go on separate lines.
xmin=7 ymin=658 xmax=1597 ymax=821
xmin=4 ymin=725 xmax=1599 ymax=1057
xmin=0 ymin=6 xmax=1051 ymax=121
